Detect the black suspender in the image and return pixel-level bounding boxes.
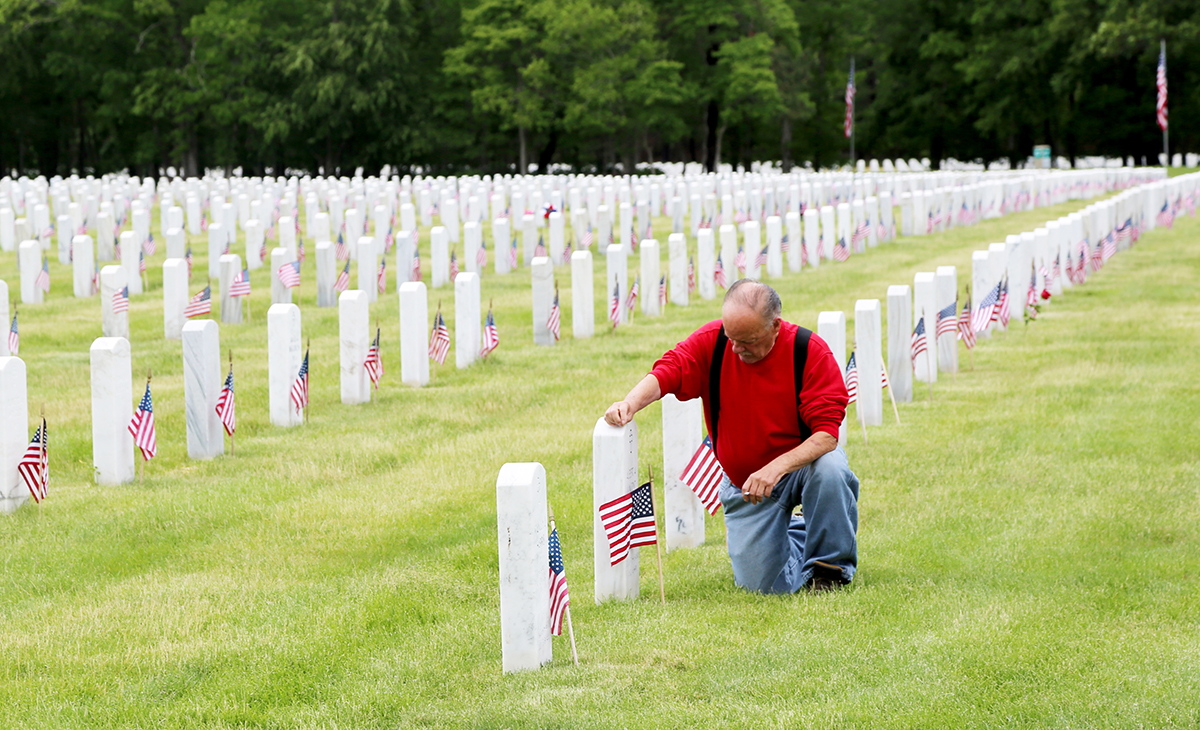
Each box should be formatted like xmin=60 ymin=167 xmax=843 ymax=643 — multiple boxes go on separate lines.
xmin=707 ymin=325 xmax=813 ymax=457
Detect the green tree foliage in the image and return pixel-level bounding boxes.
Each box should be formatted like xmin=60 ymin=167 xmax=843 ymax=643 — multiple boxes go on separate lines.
xmin=0 ymin=0 xmax=1194 ymax=176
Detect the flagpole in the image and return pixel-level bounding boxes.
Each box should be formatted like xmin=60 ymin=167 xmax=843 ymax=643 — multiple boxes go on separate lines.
xmin=649 ymin=466 xmax=665 ymax=604
xmin=548 ymin=504 xmax=579 ymax=667
xmin=879 ymin=359 xmax=901 ymax=425
xmin=1161 ymin=39 xmax=1169 ymax=170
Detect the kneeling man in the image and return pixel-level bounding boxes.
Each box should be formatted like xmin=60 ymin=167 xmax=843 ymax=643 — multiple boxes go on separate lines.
xmin=603 ymin=279 xmax=859 ymax=593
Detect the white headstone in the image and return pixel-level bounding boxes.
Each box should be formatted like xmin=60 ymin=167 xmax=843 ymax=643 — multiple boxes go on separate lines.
xmin=219 ymin=254 xmax=243 ymax=324
xmin=245 ymin=220 xmax=264 ymax=270
xmin=718 ymin=224 xmax=738 ymax=284
xmin=96 ymin=212 xmax=114 ymax=261
xmin=531 ymin=257 xmax=555 ymax=346
xmin=522 ymin=214 xmax=537 ymax=267
xmin=0 ymin=208 xmax=14 ymax=252
xmin=315 ymin=242 xmax=336 ymax=307
xmin=743 ymin=221 xmax=762 ymax=279
xmin=548 ymin=211 xmax=564 ymax=263
xmin=606 ymin=244 xmax=628 ymax=325
xmin=662 ymin=394 xmax=705 ymax=550
xmin=455 ymin=272 xmax=480 ymax=368
xmin=398 ymin=282 xmax=430 ymax=386
xmin=570 ymin=251 xmax=594 ymax=339
xmin=163 ymin=259 xmax=187 ymax=340
xmin=495 ymin=462 xmax=552 ymax=673
xmin=18 ymin=240 xmax=42 ymax=305
xmin=90 ymin=336 xmax=134 ymax=485
xmin=464 ymin=222 xmax=481 ymax=274
xmin=431 ymin=226 xmax=449 ymax=288
xmin=803 ymin=208 xmax=821 ymax=268
xmin=493 ymin=217 xmax=512 ymax=275
xmin=357 ymin=236 xmax=378 ymax=303
xmin=696 ymin=228 xmax=715 ymax=300
xmin=886 ymin=285 xmax=913 ymax=403
xmin=764 ymin=216 xmax=783 ymax=277
xmin=72 ymin=235 xmax=95 ymax=298
xmin=913 ymin=272 xmax=937 ymax=384
xmin=339 ymin=290 xmax=370 ymax=405
xmin=0 ymin=355 xmax=29 ymax=513
xmin=100 ymin=265 xmax=130 ymax=339
xmin=934 ymin=266 xmax=959 ymax=374
xmin=207 ymin=223 xmax=225 ymax=280
xmin=592 ymin=418 xmax=639 ymax=602
xmin=854 ymin=299 xmax=883 ymax=426
xmin=639 ymin=240 xmax=661 ymax=316
xmin=817 ymin=311 xmax=847 ymax=446
xmin=667 ymin=234 xmax=688 ymax=307
xmin=971 ymin=251 xmax=993 ymax=339
xmin=271 ymin=247 xmax=294 ymax=305
xmin=267 ymin=303 xmax=304 ymax=427
xmin=819 ymin=206 xmax=836 ymax=259
xmin=0 ymin=285 xmax=8 ymax=357
xmin=181 ymin=320 xmax=224 ymax=459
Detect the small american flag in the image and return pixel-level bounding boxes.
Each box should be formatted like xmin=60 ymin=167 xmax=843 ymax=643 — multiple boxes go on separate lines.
xmin=562 ymin=239 xmax=572 ymax=265
xmin=335 ymin=260 xmax=351 ymax=293
xmin=279 ymin=260 xmax=301 ymax=289
xmin=687 ymin=257 xmax=696 ymax=293
xmin=377 ymin=257 xmax=387 ymax=294
xmin=755 ymin=247 xmax=768 ymax=267
xmin=997 ymin=277 xmax=1011 ymax=327
xmin=547 ymin=291 xmax=561 ymax=341
xmin=113 ymin=286 xmax=130 ymax=314
xmin=509 ymin=238 xmax=518 ymax=269
xmin=1038 ymin=266 xmax=1052 ymax=300
xmin=142 ymin=232 xmax=156 ymax=257
xmin=1102 ymin=232 xmax=1117 ymax=262
xmin=680 ymin=435 xmax=723 ymax=515
xmin=1157 ymin=46 xmax=1168 ymax=132
xmin=18 ymin=419 xmax=48 ymax=503
xmin=1052 ymin=255 xmax=1062 ymax=289
xmin=298 ymin=239 xmax=306 ymax=263
xmin=548 ymin=526 xmax=570 ymax=636
xmin=625 ymin=276 xmax=639 ymax=318
xmin=1156 ymin=201 xmax=1173 ymax=229
xmin=93 ymin=264 xmax=100 ymax=295
xmin=36 ymin=256 xmax=50 ymax=293
xmin=833 ymin=237 xmax=850 ymax=262
xmin=629 ymin=228 xmax=639 ymax=252
xmin=335 ymin=232 xmax=349 ymax=260
xmin=780 ymin=234 xmax=790 ymax=254
xmin=185 ymin=246 xmax=193 ymax=279
xmin=581 ymin=224 xmax=593 ymax=248
xmin=599 ymin=481 xmax=657 ymax=566
xmin=845 ymin=351 xmax=859 ymax=404
xmin=128 ymin=382 xmax=157 ymax=461
xmin=658 ymin=275 xmax=668 ymax=309
xmin=734 ymin=245 xmax=746 ymax=273
xmin=8 ymin=314 xmax=17 ymax=355
xmin=215 ymin=365 xmax=235 ymax=436
xmin=482 ymin=307 xmax=500 ymax=355
xmin=139 ymin=250 xmax=147 ymax=274
xmin=476 ymin=240 xmax=487 ymax=271
xmin=958 ymin=295 xmax=976 ymax=348
xmin=429 ymin=310 xmax=451 ymax=364
xmin=971 ymin=282 xmax=1001 ymax=332
xmin=185 ymin=285 xmax=212 ymax=318
xmin=935 ymin=301 xmax=957 ymax=339
xmin=852 ymin=222 xmax=869 ymax=251
xmin=608 ymin=281 xmax=621 ymax=329
xmin=449 ymin=251 xmax=459 ymax=282
xmin=800 ymin=239 xmax=808 ymax=267
xmin=200 ymin=212 xmax=208 ymax=232
xmin=911 ymin=317 xmax=928 ymax=366
xmin=290 ymin=349 xmax=309 ymax=413
xmin=411 ymin=248 xmax=421 ymax=282
xmin=230 ymin=269 xmax=251 ymax=297
xmin=534 ymin=235 xmax=546 ymax=258
xmin=714 ymin=255 xmax=727 ymax=289
xmin=365 ymin=327 xmax=383 ymax=388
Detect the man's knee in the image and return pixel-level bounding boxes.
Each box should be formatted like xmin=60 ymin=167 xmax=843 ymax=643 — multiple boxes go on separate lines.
xmin=808 ymin=447 xmax=858 ymax=498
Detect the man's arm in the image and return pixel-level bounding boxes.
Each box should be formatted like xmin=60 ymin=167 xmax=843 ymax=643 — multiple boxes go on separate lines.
xmin=740 ymin=431 xmax=838 ymax=504
xmin=603 ymin=374 xmax=662 ymax=427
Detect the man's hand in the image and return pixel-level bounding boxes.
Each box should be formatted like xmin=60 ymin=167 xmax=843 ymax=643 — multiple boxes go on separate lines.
xmin=741 ymin=462 xmax=786 ymax=504
xmin=604 ymin=401 xmax=634 ymax=427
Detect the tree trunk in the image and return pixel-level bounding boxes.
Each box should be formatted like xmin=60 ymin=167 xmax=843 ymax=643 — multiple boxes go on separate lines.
xmin=781 ymin=116 xmax=793 ymax=172
xmin=184 ymin=122 xmax=199 ymax=178
xmin=713 ymin=118 xmax=727 ymax=172
xmin=704 ymin=100 xmax=720 ymax=171
xmin=518 ymin=126 xmax=527 ymax=173
xmin=536 ymin=127 xmax=557 ymax=173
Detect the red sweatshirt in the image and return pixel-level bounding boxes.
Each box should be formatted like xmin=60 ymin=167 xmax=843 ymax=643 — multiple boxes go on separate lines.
xmin=650 ymin=320 xmax=848 ymax=488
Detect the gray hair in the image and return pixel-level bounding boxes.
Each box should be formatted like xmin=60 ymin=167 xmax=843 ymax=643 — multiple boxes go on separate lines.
xmin=723 ymin=279 xmax=782 ymax=324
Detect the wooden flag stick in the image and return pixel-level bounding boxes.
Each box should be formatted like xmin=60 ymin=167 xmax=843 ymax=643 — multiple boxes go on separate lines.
xmin=649 ymin=466 xmax=665 ymax=604
xmin=926 ymin=341 xmax=935 ymax=400
xmin=879 ymin=359 xmax=902 ymax=425
xmin=548 ymin=504 xmax=579 ymax=667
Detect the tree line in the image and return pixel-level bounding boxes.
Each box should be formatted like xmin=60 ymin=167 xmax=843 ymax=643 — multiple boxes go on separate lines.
xmin=0 ymin=0 xmax=1194 ymax=177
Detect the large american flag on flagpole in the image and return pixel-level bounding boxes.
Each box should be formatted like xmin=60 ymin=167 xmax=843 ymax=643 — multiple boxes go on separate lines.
xmin=548 ymin=526 xmax=570 ymax=637
xmin=128 ymin=382 xmax=157 ymax=461
xmin=1157 ymin=46 xmax=1168 ymax=132
xmin=599 ymin=481 xmax=657 ymax=566
xmin=680 ymin=436 xmax=723 ymax=515
xmin=844 ymin=60 xmax=856 ymax=138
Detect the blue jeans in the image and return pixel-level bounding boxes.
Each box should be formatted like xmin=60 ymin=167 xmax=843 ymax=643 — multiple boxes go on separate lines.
xmin=720 ymin=446 xmax=859 ymax=594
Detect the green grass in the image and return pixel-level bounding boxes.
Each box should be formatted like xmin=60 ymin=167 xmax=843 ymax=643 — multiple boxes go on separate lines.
xmin=2 ymin=198 xmax=1199 ymax=728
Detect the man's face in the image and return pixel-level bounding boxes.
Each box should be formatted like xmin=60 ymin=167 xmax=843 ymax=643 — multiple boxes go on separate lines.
xmin=722 ymin=304 xmax=782 ymax=364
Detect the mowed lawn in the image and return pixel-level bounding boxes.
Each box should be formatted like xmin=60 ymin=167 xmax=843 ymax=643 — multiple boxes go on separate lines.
xmin=1 ymin=192 xmax=1198 ymax=729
